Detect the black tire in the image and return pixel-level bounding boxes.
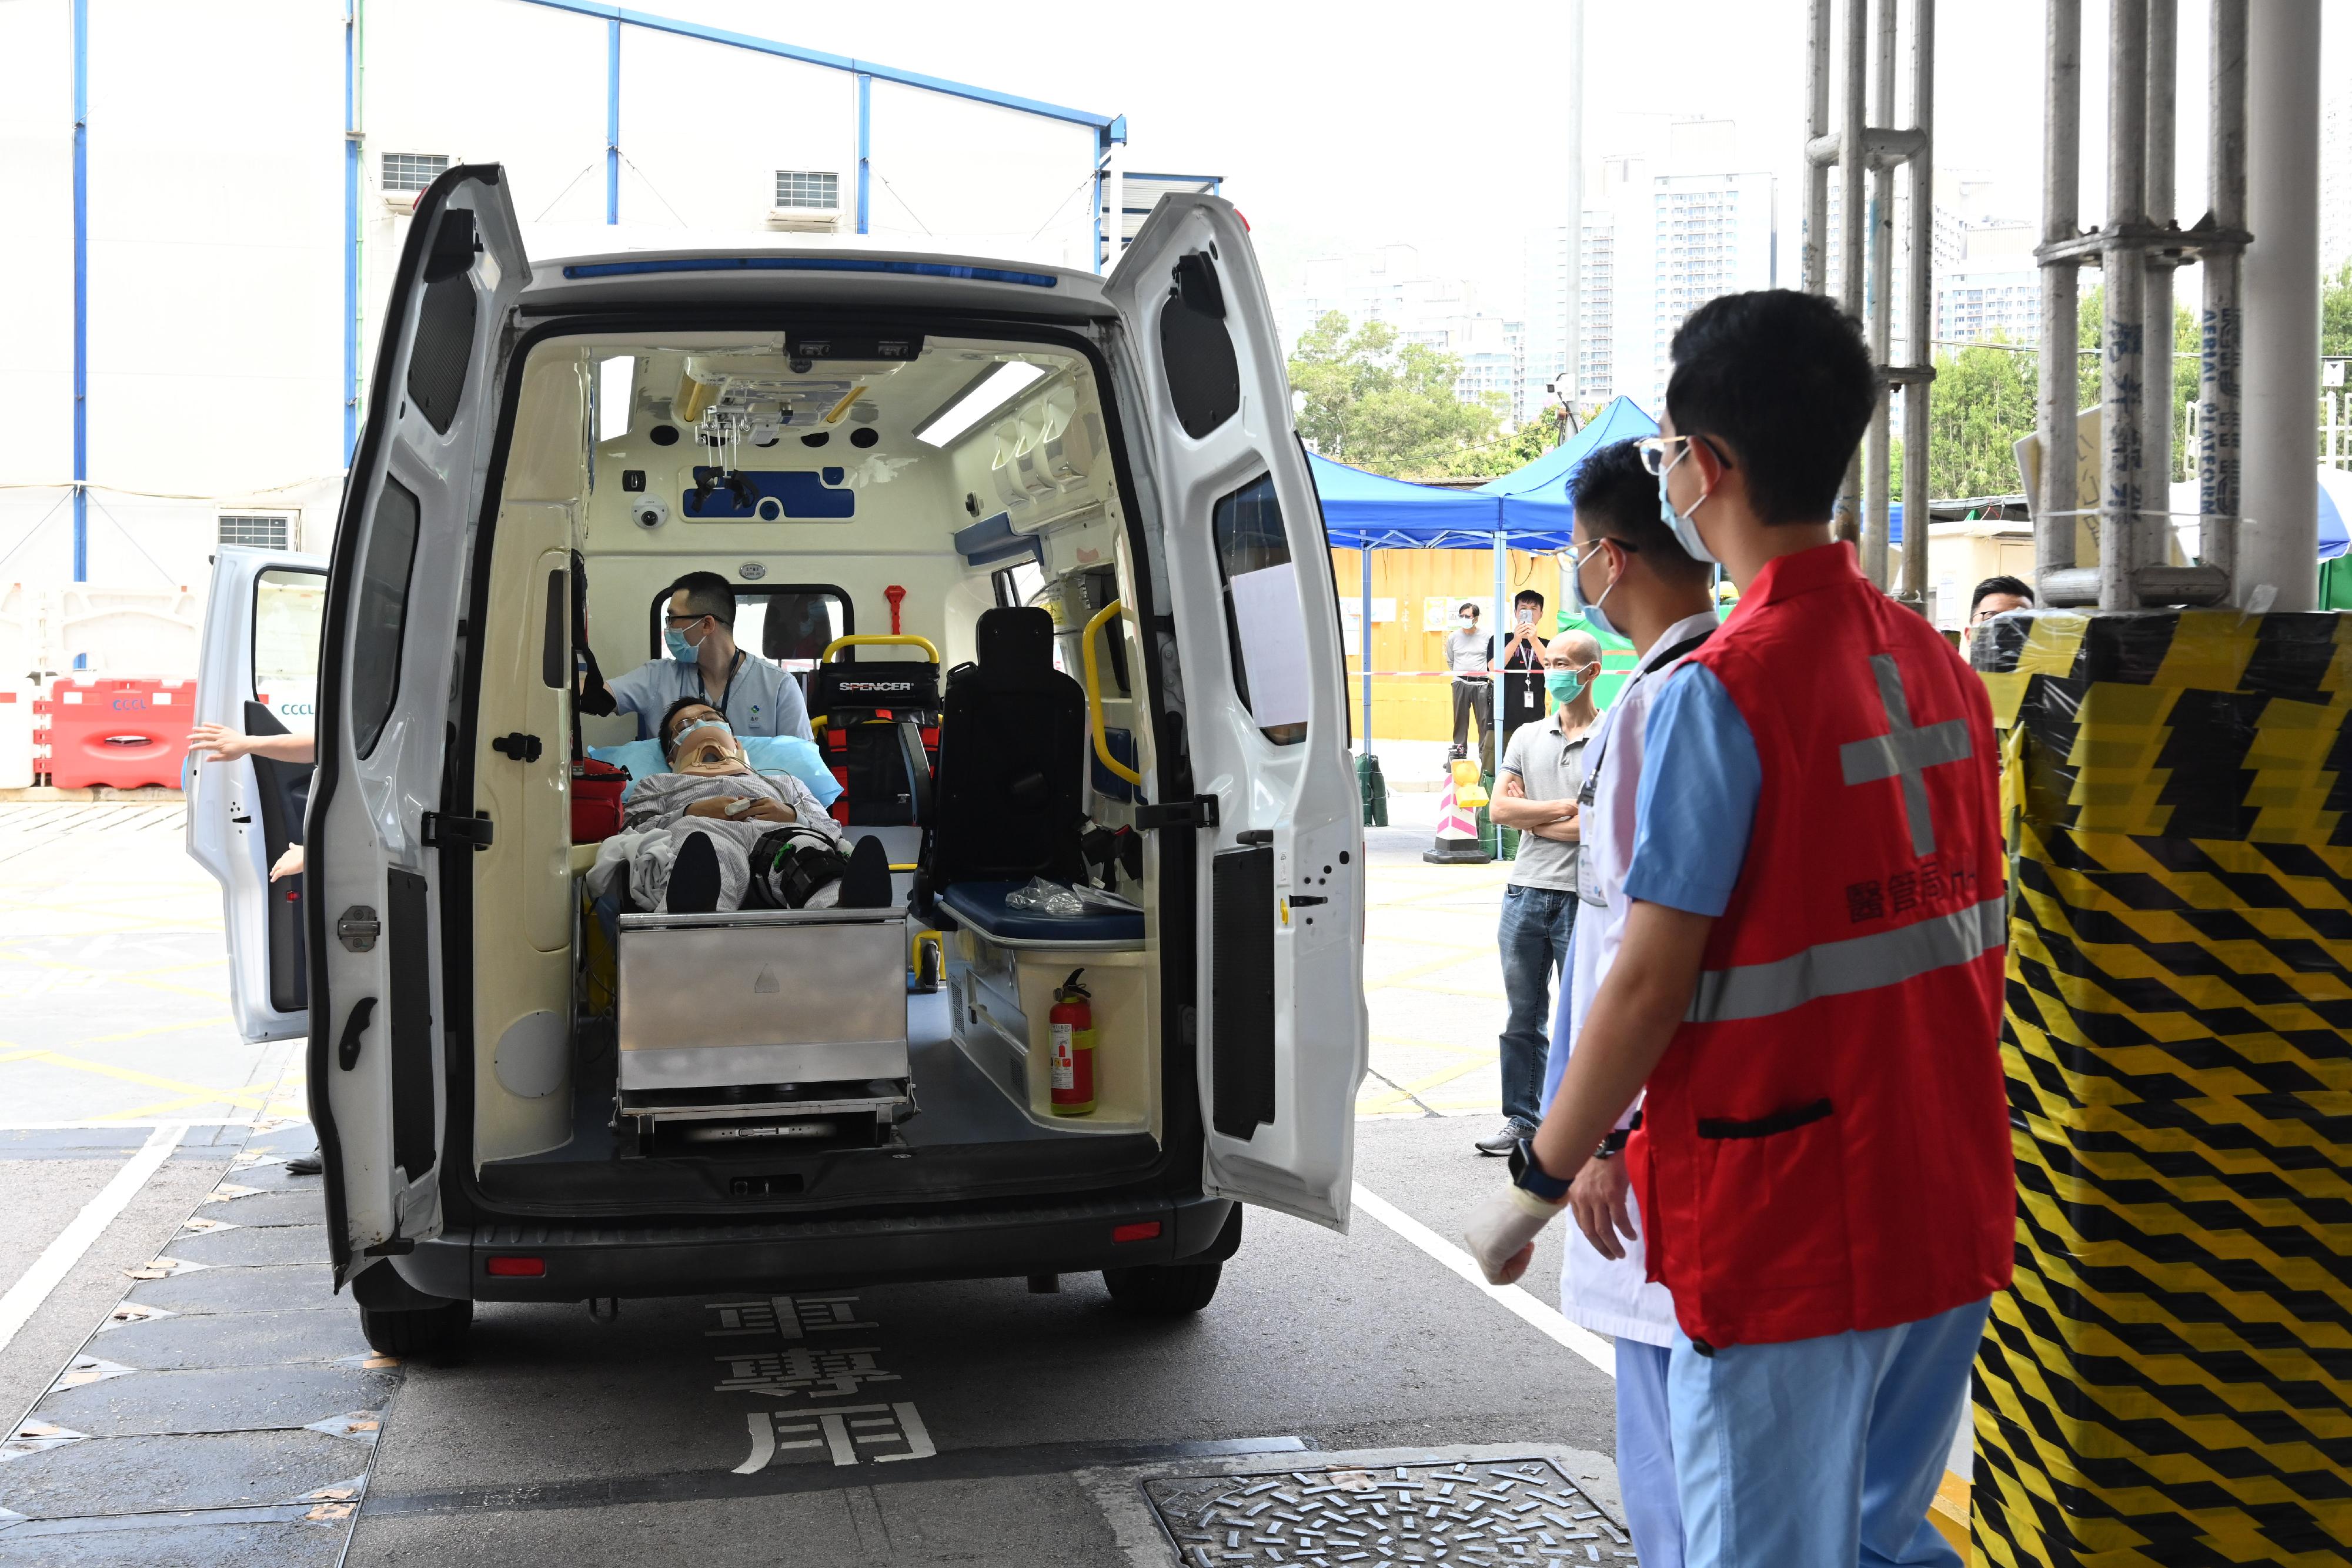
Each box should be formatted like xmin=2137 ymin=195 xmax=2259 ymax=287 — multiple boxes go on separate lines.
xmin=1102 ymin=1259 xmax=1223 ymax=1315
xmin=359 ymin=1299 xmax=472 ymax=1358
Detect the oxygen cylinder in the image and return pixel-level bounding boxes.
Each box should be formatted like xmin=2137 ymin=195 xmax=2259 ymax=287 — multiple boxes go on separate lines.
xmin=1048 ymin=969 xmax=1097 ymax=1116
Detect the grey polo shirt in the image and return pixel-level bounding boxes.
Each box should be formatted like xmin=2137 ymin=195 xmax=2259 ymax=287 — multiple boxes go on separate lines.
xmin=607 ymin=648 xmax=813 ymax=742
xmin=1499 ymin=711 xmax=1588 ymax=892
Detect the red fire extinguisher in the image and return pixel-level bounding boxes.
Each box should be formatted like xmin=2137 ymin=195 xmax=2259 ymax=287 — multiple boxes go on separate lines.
xmin=1048 ymin=969 xmax=1097 ymax=1116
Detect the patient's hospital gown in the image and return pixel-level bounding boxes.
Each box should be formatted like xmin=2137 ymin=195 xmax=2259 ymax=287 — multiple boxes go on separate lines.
xmin=585 ymin=767 xmax=844 ymax=912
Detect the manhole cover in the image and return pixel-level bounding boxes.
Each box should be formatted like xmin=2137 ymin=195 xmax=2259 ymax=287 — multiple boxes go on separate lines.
xmin=1142 ymin=1456 xmax=1636 ymax=1565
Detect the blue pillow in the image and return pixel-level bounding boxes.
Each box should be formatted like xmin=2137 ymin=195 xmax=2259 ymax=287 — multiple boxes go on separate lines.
xmin=586 ymin=734 xmax=842 ymax=808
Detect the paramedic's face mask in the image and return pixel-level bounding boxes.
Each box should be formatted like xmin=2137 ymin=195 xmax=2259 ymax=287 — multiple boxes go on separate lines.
xmin=667 ymin=713 xmax=746 ymax=775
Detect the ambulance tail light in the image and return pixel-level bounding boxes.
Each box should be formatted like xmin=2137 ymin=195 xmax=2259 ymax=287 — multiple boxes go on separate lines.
xmin=485 ymin=1255 xmax=545 ymax=1277
xmin=1111 ymin=1221 xmax=1161 ymax=1243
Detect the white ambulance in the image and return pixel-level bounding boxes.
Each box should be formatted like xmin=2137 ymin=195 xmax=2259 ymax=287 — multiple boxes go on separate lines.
xmin=188 ymin=166 xmax=1366 ymax=1357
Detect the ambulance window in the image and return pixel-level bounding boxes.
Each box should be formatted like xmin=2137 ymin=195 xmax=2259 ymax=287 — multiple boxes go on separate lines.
xmin=646 ymin=584 xmax=851 ymax=673
xmin=1212 ymin=474 xmax=1309 ymax=745
xmin=350 ymin=480 xmax=422 ymax=759
xmin=252 ymin=569 xmax=326 ymax=737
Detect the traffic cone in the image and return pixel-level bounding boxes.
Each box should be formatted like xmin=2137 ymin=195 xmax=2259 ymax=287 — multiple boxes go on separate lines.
xmin=1424 ymin=758 xmax=1493 ymax=865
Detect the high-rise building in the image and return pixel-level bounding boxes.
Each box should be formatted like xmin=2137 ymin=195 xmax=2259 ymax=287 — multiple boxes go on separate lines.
xmin=1520 ymin=126 xmax=1776 ymax=420
xmin=1277 ymin=247 xmax=1527 ymax=423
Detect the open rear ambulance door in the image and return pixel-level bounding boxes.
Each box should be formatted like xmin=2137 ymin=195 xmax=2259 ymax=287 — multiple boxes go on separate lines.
xmin=309 ymin=167 xmax=529 ymax=1286
xmin=187 ymin=546 xmax=329 ymax=1042
xmin=1106 ymin=196 xmax=1368 ymax=1229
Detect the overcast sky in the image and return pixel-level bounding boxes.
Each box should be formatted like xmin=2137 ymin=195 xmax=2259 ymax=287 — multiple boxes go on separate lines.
xmin=660 ymin=0 xmax=2341 ymax=312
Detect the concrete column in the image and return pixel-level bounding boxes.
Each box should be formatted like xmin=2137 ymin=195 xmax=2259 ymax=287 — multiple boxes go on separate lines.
xmin=2236 ymin=0 xmax=2321 ymax=609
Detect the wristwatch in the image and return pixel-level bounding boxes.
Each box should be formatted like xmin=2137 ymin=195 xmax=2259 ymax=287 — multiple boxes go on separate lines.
xmin=1508 ymin=1139 xmax=1572 ymax=1203
xmin=1591 ymin=1128 xmax=1631 ymax=1161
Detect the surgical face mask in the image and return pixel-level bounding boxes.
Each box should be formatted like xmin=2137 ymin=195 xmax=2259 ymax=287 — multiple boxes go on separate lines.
xmin=1545 ymin=667 xmax=1589 ymax=703
xmin=1568 ymin=540 xmax=1623 ymax=642
xmin=665 ymin=617 xmax=704 ymax=664
xmin=1658 ymin=444 xmax=1720 ymax=565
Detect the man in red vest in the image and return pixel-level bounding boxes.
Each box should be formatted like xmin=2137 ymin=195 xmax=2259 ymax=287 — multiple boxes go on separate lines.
xmin=1466 ymin=290 xmax=2013 ymax=1566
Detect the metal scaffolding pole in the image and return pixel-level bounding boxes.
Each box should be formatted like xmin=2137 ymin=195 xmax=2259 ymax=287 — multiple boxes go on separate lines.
xmin=1561 ymin=0 xmax=1584 ymax=411
xmin=2099 ymin=0 xmax=2150 ymax=613
xmin=2036 ymin=0 xmax=2082 ymax=593
xmin=1803 ymin=0 xmax=1933 ymax=607
xmin=2237 ymin=0 xmax=2321 ymax=609
xmin=2035 ymin=0 xmax=2236 ymax=611
xmin=1899 ymin=0 xmax=1935 ymax=611
xmin=1861 ymin=0 xmax=1898 ymax=590
xmin=2197 ymin=0 xmax=2244 ymax=584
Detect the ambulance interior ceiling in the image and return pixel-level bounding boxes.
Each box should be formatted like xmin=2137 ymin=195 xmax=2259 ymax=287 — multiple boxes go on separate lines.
xmin=526 ymin=330 xmax=1120 ymax=742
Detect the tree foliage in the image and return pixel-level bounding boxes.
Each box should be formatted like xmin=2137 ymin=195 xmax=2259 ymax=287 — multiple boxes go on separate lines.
xmin=2326 ymin=260 xmax=2352 ymax=360
xmin=1287 ymin=312 xmax=1504 ymax=477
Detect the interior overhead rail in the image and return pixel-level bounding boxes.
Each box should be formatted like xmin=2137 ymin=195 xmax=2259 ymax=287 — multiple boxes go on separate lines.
xmin=2034 ymin=0 xmax=2247 ymax=611
xmin=1803 ymin=0 xmax=1935 ymax=613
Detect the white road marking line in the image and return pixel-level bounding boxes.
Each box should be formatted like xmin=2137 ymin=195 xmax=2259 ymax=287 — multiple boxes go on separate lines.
xmin=1350 ymin=1182 xmax=1616 ymax=1378
xmin=0 ymin=1122 xmax=185 ymax=1359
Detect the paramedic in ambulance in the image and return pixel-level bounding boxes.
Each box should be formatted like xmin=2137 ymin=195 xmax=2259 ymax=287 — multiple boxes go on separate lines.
xmin=1532 ymin=435 xmax=1721 ymax=1566
xmin=592 ymin=571 xmax=814 ymax=743
xmin=1465 ymin=290 xmax=2013 ymax=1568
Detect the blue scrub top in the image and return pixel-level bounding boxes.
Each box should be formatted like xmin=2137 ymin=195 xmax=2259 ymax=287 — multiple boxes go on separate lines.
xmin=606 ymin=648 xmax=813 ymax=742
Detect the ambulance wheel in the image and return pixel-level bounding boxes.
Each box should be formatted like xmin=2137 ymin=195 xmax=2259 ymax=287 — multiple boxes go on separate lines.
xmin=360 ymin=1299 xmax=472 ymax=1359
xmin=1102 ymin=1259 xmax=1222 ymax=1315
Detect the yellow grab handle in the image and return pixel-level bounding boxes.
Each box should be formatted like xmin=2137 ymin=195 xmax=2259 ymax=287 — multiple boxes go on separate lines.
xmin=1082 ymin=599 xmax=1144 ymax=788
xmin=821 ymin=633 xmax=941 ymax=664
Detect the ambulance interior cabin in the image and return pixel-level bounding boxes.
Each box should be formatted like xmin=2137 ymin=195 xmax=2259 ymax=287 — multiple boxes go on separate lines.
xmin=469 ymin=329 xmax=1167 ymax=1213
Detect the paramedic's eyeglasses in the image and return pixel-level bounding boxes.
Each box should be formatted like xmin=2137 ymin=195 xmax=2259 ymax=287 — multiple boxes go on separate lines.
xmin=1635 ymin=434 xmax=1730 ymax=476
xmin=664 ymin=613 xmax=712 ymax=627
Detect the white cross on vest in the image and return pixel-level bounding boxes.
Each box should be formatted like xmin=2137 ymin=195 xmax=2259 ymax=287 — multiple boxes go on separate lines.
xmin=1839 ymin=654 xmax=1972 ymax=857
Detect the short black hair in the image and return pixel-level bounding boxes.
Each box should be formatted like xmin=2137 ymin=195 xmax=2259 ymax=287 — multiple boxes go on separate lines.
xmin=668 ymin=571 xmax=736 ymax=626
xmin=1514 ymin=588 xmax=1545 ymax=608
xmin=1571 ymin=439 xmax=1710 ymax=580
xmin=1970 ymin=575 xmax=2034 ymax=617
xmin=1665 ymin=290 xmax=1876 ymax=527
xmin=659 ymin=696 xmax=723 ymax=749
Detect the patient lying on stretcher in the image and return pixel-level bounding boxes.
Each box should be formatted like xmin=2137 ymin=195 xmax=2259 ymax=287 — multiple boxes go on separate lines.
xmin=586 ymin=700 xmax=888 ymax=913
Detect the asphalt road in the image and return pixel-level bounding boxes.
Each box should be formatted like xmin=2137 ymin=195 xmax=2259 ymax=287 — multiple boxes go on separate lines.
xmin=1 ymin=797 xmax=1628 ymax=1566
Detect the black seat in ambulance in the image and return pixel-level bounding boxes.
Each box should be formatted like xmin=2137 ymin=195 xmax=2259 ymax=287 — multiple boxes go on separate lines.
xmin=919 ymin=606 xmax=1091 ymax=900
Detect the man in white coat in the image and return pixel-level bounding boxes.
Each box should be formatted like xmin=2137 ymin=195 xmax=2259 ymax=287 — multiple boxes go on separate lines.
xmin=1537 ymin=438 xmax=1720 ymax=1567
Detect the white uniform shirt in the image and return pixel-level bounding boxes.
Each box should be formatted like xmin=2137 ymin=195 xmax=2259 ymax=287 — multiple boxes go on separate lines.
xmin=1553 ymin=609 xmax=1720 ymax=1346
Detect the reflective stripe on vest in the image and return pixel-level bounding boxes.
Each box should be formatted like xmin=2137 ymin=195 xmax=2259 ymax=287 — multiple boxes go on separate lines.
xmin=1685 ymin=894 xmax=2006 ymax=1024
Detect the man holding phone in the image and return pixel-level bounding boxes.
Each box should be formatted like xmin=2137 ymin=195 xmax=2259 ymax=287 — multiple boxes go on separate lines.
xmin=1498 ymin=588 xmax=1551 ymax=745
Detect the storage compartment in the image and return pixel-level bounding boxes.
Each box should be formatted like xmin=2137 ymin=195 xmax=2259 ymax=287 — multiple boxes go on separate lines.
xmin=936 ymin=881 xmax=1155 ymax=1139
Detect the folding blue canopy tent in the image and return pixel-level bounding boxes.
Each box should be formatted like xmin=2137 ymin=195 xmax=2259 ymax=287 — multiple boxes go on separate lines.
xmin=1470 ymin=395 xmax=1661 ymax=544
xmin=1308 ymin=400 xmax=1661 ymax=743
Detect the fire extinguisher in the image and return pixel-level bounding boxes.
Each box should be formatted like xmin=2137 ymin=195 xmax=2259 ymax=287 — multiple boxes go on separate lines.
xmin=1048 ymin=968 xmax=1097 ymax=1116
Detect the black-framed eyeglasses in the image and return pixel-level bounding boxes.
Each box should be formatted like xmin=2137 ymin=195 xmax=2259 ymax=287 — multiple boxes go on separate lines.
xmin=663 ymin=612 xmax=711 ymax=627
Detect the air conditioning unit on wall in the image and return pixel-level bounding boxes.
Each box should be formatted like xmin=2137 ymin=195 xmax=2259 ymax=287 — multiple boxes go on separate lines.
xmin=767 ymin=208 xmax=841 ymax=235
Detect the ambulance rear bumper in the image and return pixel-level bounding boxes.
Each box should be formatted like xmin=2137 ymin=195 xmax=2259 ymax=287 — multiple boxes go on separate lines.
xmin=387 ymin=1193 xmax=1240 ymax=1303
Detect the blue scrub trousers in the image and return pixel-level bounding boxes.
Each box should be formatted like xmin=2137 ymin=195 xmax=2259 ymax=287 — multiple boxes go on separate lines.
xmin=1670 ymin=1296 xmax=1990 ymax=1568
xmin=1616 ymin=1339 xmax=1685 ymax=1568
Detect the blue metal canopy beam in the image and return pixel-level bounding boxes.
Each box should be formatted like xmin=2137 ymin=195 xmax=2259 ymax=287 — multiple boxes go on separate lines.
xmin=511 ymin=0 xmax=1124 ymax=148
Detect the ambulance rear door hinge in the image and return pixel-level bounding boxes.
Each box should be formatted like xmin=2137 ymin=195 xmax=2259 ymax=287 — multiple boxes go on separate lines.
xmin=1135 ymin=796 xmax=1220 ymax=831
xmin=421 ymin=811 xmax=495 ymax=850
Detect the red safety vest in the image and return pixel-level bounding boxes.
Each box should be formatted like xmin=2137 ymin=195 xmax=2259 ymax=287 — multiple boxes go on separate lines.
xmin=1628 ymin=542 xmax=2014 ymax=1350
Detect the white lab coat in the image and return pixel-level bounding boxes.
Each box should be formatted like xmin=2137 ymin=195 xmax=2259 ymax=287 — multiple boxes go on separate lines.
xmin=1554 ymin=611 xmax=1720 ymax=1348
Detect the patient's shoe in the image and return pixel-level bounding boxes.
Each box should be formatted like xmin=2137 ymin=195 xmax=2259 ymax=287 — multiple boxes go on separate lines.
xmin=838 ymin=835 xmax=892 ymax=908
xmin=666 ymin=831 xmax=723 ymax=914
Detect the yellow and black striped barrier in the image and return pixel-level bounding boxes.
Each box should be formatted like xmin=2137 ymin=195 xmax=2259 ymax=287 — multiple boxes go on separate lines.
xmin=1972 ymin=610 xmax=2352 ymax=1566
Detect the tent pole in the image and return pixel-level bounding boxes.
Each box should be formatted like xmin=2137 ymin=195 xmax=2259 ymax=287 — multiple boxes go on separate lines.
xmin=1360 ymin=547 xmax=1374 ymax=748
xmin=1492 ymin=531 xmax=1508 ymax=754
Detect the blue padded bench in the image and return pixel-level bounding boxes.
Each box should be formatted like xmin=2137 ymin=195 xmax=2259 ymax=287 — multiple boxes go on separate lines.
xmin=934 ymin=880 xmax=1144 ymax=949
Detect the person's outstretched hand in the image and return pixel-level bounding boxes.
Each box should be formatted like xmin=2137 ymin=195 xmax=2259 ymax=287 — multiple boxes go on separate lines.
xmin=188 ymin=723 xmax=252 ymax=763
xmin=270 ymin=844 xmax=305 ymax=881
xmin=1569 ymin=1155 xmax=1639 ymax=1261
xmin=1464 ymin=1185 xmax=1563 ymax=1286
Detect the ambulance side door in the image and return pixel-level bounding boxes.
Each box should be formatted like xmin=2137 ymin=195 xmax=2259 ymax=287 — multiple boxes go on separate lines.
xmin=309 ymin=166 xmax=529 ymax=1285
xmin=1106 ymin=196 xmax=1368 ymax=1230
xmin=187 ymin=546 xmax=330 ymax=1042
